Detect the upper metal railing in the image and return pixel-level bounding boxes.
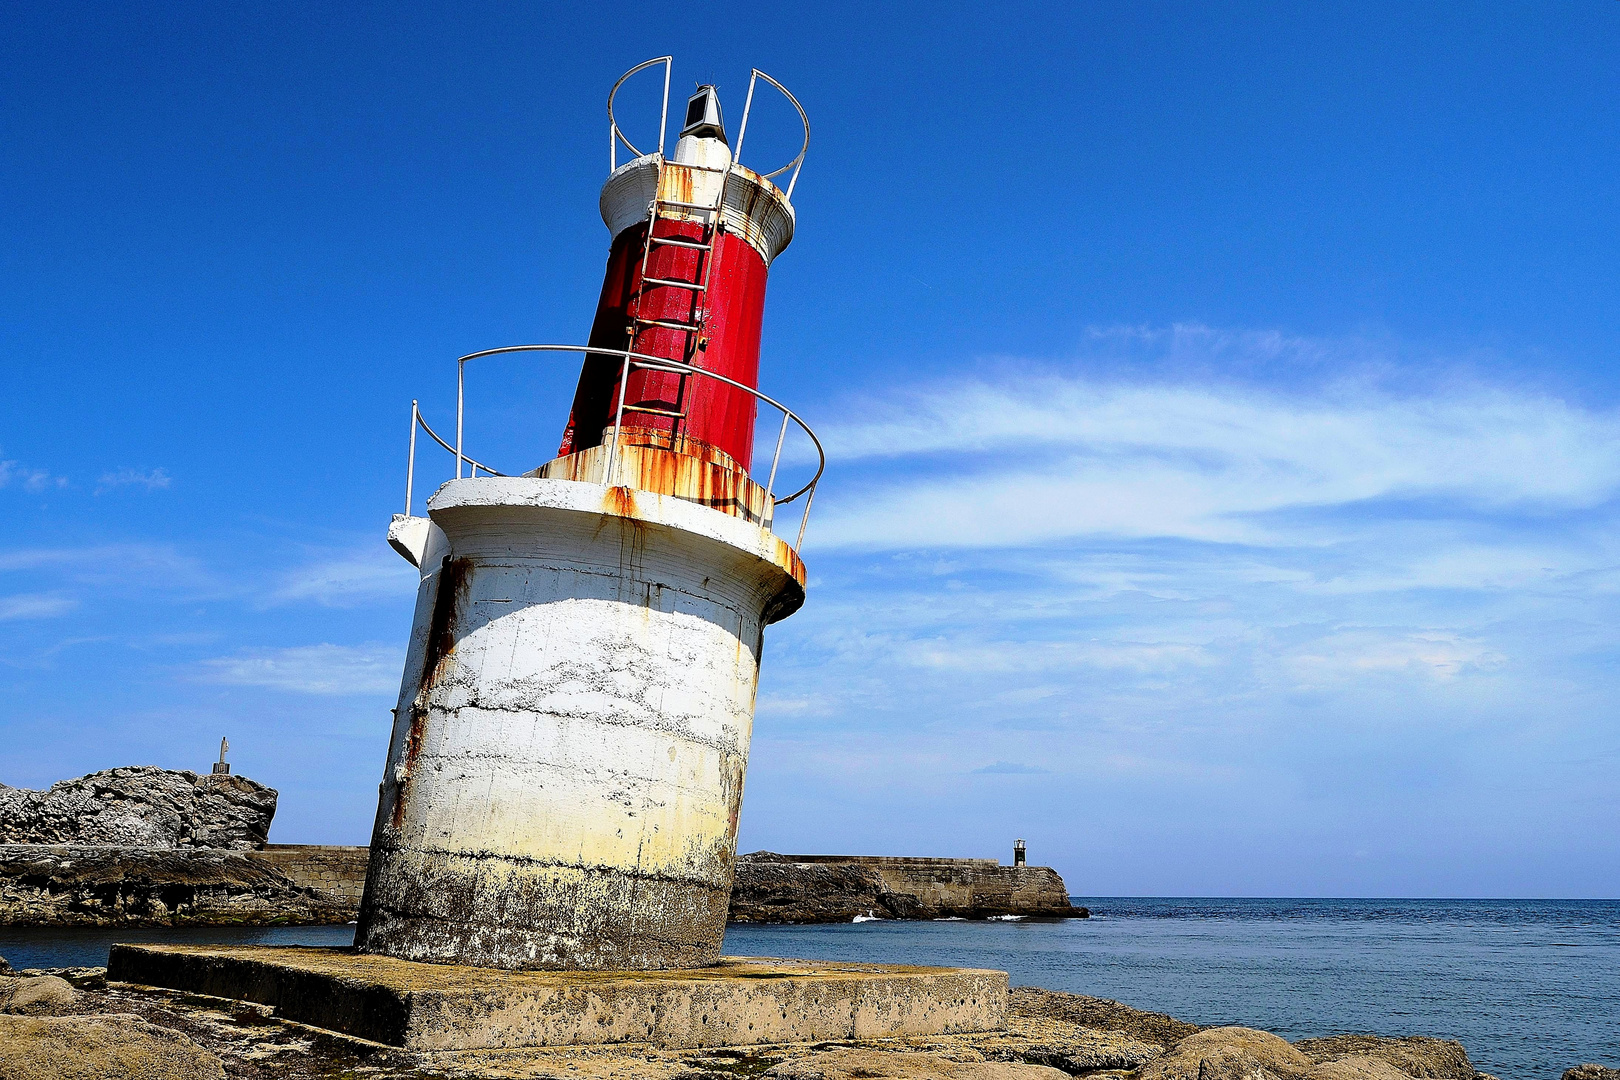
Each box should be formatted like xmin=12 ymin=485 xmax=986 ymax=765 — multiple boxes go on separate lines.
xmin=607 ymin=57 xmax=809 ymax=200
xmin=403 ymin=345 xmax=824 ymax=548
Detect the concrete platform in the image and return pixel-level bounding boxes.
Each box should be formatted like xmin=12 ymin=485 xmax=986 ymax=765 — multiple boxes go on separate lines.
xmin=106 ymin=944 xmax=1007 ymax=1051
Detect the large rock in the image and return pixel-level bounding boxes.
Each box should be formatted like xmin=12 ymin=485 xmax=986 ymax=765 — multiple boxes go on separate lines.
xmin=1011 ymin=986 xmax=1201 ymax=1049
xmin=764 ymin=1048 xmax=1069 ymax=1079
xmin=0 ymin=845 xmax=350 ymax=926
xmin=0 ymin=1013 xmax=224 ymax=1079
xmin=0 ymin=767 xmax=275 ymax=849
xmin=1563 ymin=1068 xmax=1620 ymax=1080
xmin=1140 ymin=1027 xmax=1315 ymax=1080
xmin=1308 ymin=1056 xmax=1420 ymax=1080
xmin=1296 ymin=1035 xmax=1476 ymax=1079
xmin=0 ymin=975 xmax=78 ymax=1014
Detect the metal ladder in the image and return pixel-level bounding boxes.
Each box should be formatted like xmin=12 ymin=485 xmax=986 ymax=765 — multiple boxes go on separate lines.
xmin=621 ymin=157 xmax=731 ymax=444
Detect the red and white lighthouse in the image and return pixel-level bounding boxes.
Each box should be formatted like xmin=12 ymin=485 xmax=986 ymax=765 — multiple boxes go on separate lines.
xmin=363 ymin=60 xmax=821 ymax=971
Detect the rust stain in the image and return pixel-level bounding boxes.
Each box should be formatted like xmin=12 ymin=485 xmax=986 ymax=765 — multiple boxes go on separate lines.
xmin=391 ymin=556 xmax=470 ymax=831
xmin=603 ymin=485 xmax=637 ymax=518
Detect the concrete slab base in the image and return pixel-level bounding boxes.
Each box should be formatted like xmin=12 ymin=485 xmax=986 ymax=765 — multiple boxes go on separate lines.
xmin=107 ymin=944 xmax=1008 ymax=1051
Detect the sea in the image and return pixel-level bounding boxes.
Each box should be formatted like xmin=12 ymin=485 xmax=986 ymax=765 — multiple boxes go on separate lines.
xmin=1 ymin=897 xmax=1614 ymax=1080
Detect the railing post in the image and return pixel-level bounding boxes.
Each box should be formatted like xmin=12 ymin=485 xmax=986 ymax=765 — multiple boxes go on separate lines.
xmin=406 ymin=400 xmax=418 ymax=515
xmin=605 ymin=349 xmax=632 ymax=488
xmin=764 ymin=411 xmax=788 ymax=500
xmin=735 ymin=72 xmax=759 ymax=164
xmin=657 ymin=58 xmax=671 ymax=157
xmin=456 ymin=360 xmax=465 ymax=480
xmin=796 ymin=484 xmax=816 ymax=550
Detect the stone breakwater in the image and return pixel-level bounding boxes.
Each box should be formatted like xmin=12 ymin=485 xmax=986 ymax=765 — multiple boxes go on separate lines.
xmin=729 ymin=853 xmax=1089 ymax=922
xmin=4 ymin=954 xmax=1603 ymax=1080
xmin=0 ymin=844 xmax=1085 ymax=925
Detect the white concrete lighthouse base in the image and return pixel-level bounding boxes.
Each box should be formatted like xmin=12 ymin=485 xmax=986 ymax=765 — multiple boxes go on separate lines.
xmin=357 ymin=477 xmax=805 ymax=971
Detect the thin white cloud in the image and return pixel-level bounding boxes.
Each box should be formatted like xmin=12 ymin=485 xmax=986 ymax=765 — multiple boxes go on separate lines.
xmin=808 ymin=375 xmax=1620 ymax=550
xmin=0 ymin=593 xmax=79 ymax=621
xmin=194 ymin=643 xmax=404 ymax=695
xmin=0 ymin=458 xmax=67 ymax=492
xmin=268 ymin=551 xmax=417 ymax=607
xmin=95 ymin=467 xmax=172 ymax=494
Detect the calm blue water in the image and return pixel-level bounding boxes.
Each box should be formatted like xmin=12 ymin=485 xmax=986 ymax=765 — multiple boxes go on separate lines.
xmin=2 ymin=899 xmax=1615 ymax=1080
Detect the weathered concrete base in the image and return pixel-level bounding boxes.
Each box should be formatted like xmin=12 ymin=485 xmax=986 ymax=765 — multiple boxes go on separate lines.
xmin=106 ymin=944 xmax=1007 ymax=1051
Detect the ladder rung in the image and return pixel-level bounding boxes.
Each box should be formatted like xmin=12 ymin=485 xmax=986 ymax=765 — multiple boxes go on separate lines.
xmin=633 ymin=317 xmax=701 ymax=332
xmin=621 ymin=404 xmax=686 ymax=418
xmin=642 ymin=276 xmax=704 ymax=291
xmin=656 ymin=197 xmax=722 ymax=211
xmin=667 ymin=161 xmax=731 ymax=173
xmin=648 ymin=235 xmax=713 ymax=251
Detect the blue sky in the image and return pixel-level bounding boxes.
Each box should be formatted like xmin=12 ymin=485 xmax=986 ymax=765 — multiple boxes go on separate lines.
xmin=3 ymin=1 xmax=1618 ymax=897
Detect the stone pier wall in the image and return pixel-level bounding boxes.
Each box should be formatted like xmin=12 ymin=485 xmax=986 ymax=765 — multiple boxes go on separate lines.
xmin=245 ymin=846 xmax=369 ymax=908
xmin=729 ymin=853 xmax=1084 ymax=923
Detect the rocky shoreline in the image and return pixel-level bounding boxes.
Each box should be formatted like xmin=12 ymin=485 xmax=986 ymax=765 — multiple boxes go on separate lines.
xmin=3 ymin=954 xmax=1613 ymax=1080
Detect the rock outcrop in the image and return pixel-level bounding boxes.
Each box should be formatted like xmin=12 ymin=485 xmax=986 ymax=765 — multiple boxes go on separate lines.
xmin=1296 ymin=1035 xmax=1479 ymax=1079
xmin=0 ymin=846 xmax=350 ymax=926
xmin=729 ymin=852 xmax=1087 ymax=922
xmin=1138 ymin=1026 xmax=1315 ymax=1080
xmin=0 ymin=1014 xmax=225 ymax=1080
xmin=1564 ymin=1068 xmax=1620 ymax=1080
xmin=0 ymin=767 xmax=276 ymax=850
xmin=0 ymin=974 xmax=78 ymax=1015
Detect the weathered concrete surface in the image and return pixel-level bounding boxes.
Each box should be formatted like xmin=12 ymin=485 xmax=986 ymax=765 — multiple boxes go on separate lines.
xmin=358 ymin=477 xmax=806 ymax=970
xmin=731 ymin=853 xmax=1086 ymax=922
xmin=0 ymin=767 xmax=276 ymax=849
xmin=107 ymin=943 xmax=1005 ymax=1050
xmin=0 ymin=845 xmax=350 ymax=926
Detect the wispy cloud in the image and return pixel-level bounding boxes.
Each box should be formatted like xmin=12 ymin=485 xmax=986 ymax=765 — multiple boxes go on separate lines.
xmin=971 ymin=761 xmax=1051 ymax=774
xmin=194 ymin=643 xmax=404 ymax=695
xmin=0 ymin=593 xmax=79 ymax=621
xmin=0 ymin=457 xmax=67 ymax=493
xmin=267 ymin=550 xmax=417 ymax=607
xmin=808 ymin=373 xmax=1620 ymax=550
xmin=95 ymin=467 xmax=172 ymax=494
xmin=0 ymin=544 xmax=213 ymax=588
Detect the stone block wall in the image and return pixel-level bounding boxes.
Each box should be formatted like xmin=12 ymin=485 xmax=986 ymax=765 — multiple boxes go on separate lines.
xmin=245 ymin=846 xmax=369 ymax=908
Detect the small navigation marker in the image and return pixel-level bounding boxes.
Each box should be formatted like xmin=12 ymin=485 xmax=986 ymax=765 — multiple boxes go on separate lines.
xmin=212 ymin=737 xmax=230 ymax=775
xmin=1013 ymin=838 xmax=1027 ymax=867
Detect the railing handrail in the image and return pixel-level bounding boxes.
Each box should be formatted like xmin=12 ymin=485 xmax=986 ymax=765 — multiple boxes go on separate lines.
xmin=607 ymin=56 xmax=673 ymax=172
xmin=607 ymin=58 xmax=809 ymax=203
xmin=733 ymin=68 xmax=810 ymax=201
xmin=408 ymin=344 xmax=822 ymax=548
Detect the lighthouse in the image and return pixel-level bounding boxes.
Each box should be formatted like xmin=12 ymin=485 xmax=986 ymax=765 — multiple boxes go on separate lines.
xmin=358 ymin=60 xmax=821 ymax=970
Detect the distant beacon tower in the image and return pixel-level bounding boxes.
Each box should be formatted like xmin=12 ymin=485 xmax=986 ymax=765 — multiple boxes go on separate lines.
xmin=1013 ymin=839 xmax=1027 ymax=867
xmin=359 ymin=59 xmax=821 ymax=971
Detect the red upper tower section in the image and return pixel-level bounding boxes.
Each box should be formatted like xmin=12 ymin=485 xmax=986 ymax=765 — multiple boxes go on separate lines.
xmin=558 ymin=64 xmax=804 ymax=475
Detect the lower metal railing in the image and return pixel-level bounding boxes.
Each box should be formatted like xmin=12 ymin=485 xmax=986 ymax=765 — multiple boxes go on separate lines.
xmin=403 ymin=345 xmax=824 ymax=549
